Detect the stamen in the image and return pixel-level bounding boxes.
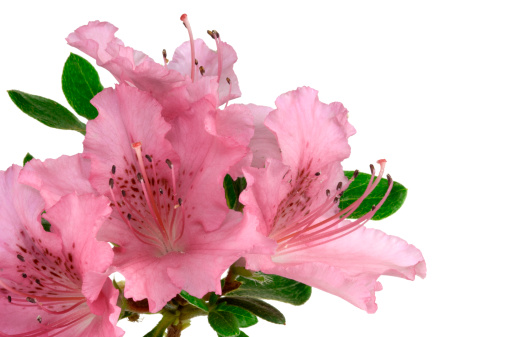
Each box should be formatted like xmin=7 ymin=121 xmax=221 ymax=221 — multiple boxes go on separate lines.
xmin=207 ymin=29 xmax=223 ymax=84
xmin=111 ymin=165 xmax=116 ymax=174
xmin=132 ymin=142 xmax=169 ymax=241
xmin=162 ymin=49 xmax=168 ymax=64
xmin=199 ymin=66 xmax=205 ymax=76
xmin=180 ymin=14 xmax=196 ymax=82
xmin=225 ymin=77 xmax=232 ymax=108
xmin=109 ymin=178 xmax=114 ymax=189
xmin=336 ymin=181 xmax=342 ymax=190
xmin=275 ymin=161 xmax=394 ymax=255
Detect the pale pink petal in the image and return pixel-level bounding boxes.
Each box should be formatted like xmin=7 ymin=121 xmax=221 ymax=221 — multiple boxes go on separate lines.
xmin=19 ymin=154 xmax=95 ymax=208
xmin=216 ymin=104 xmax=255 ymax=178
xmin=166 ymin=98 xmax=250 ymax=232
xmin=246 ymin=226 xmax=425 ymax=313
xmin=248 ymin=104 xmax=280 ymax=168
xmin=241 ymin=159 xmax=292 ymax=236
xmin=43 ymin=193 xmax=114 ymax=285
xmin=265 ymin=87 xmax=355 ymax=174
xmin=167 ymin=38 xmax=241 ymax=105
xmin=275 ymin=226 xmax=426 ymax=280
xmin=246 ymin=256 xmax=382 ymax=313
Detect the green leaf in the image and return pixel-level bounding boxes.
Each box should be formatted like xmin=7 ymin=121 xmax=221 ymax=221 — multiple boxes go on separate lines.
xmin=208 ymin=311 xmax=240 ymax=337
xmin=217 ymin=304 xmax=258 ymax=328
xmin=143 ymin=312 xmax=176 ymax=337
xmin=218 ymin=297 xmax=285 ymax=325
xmin=218 ymin=332 xmax=249 ymax=337
xmin=7 ymin=90 xmax=86 ymax=135
xmin=23 ymin=153 xmax=34 ymax=166
xmin=227 ymin=272 xmax=311 ymax=306
xmin=180 ymin=290 xmax=209 ymax=312
xmin=223 ymin=174 xmax=247 ymax=211
xmin=340 ymin=171 xmax=407 ymax=220
xmin=41 ymin=217 xmax=51 ymax=232
xmin=62 ymin=53 xmax=103 ymax=120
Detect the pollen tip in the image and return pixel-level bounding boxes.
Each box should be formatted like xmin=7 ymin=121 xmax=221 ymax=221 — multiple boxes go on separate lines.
xmin=226 ymin=77 xmax=231 ymax=84
xmin=180 ymin=13 xmax=188 ymax=21
xmin=112 ymin=165 xmax=116 ymax=174
xmin=136 ymin=173 xmax=143 ymax=182
xmin=37 ymin=315 xmax=42 ymax=323
xmin=132 ymin=141 xmax=142 ymax=149
xmin=387 ymin=174 xmax=393 ymax=184
xmin=370 ymin=164 xmax=375 ymax=174
xmin=109 ymin=178 xmax=114 ymax=189
xmin=326 ymin=189 xmax=330 ymax=197
xmin=315 ymin=172 xmax=321 ymax=176
xmin=353 ymin=170 xmax=359 ymax=179
xmin=336 ymin=181 xmax=342 ymax=190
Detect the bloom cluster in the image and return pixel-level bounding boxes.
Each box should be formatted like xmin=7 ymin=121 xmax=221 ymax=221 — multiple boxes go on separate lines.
xmin=1 ymin=16 xmax=425 ymax=336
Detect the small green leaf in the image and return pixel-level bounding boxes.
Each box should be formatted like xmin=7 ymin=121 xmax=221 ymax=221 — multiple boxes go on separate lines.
xmin=180 ymin=290 xmax=209 ymax=312
xmin=218 ymin=297 xmax=285 ymax=325
xmin=62 ymin=53 xmax=103 ymax=120
xmin=218 ymin=304 xmax=258 ymax=328
xmin=41 ymin=217 xmax=51 ymax=232
xmin=223 ymin=174 xmax=247 ymax=211
xmin=227 ymin=272 xmax=311 ymax=306
xmin=143 ymin=312 xmax=176 ymax=337
xmin=23 ymin=153 xmax=34 ymax=166
xmin=340 ymin=171 xmax=407 ymax=220
xmin=209 ymin=292 xmax=219 ymax=306
xmin=208 ymin=311 xmax=240 ymax=337
xmin=7 ymin=90 xmax=86 ymax=135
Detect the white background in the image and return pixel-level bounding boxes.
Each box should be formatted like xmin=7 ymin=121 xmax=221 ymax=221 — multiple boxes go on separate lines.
xmin=1 ymin=1 xmax=507 ymax=336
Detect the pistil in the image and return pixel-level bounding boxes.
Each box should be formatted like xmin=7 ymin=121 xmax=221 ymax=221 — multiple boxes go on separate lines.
xmin=180 ymin=14 xmax=196 ymax=82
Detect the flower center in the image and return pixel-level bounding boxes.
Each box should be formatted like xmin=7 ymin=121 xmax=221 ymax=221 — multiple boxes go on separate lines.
xmin=270 ymin=160 xmax=394 ymax=256
xmin=108 ymin=142 xmax=185 ymax=255
xmin=0 ymin=239 xmax=88 ymax=335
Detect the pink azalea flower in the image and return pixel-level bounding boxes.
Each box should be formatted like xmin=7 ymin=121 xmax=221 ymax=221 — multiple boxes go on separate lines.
xmin=82 ymin=83 xmax=270 ymax=312
xmin=67 ymin=19 xmax=240 ymax=118
xmin=0 ymin=165 xmax=123 ymax=336
xmin=241 ymin=87 xmax=426 ymax=313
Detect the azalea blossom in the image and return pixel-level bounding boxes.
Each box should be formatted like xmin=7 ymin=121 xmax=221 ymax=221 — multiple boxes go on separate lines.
xmin=0 ymin=165 xmax=122 ymax=336
xmin=67 ymin=18 xmax=240 ymax=120
xmin=242 ymin=87 xmax=426 ymax=313
xmin=80 ymin=83 xmax=270 ymax=312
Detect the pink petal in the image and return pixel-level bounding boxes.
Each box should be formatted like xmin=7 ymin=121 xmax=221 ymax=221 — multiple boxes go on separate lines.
xmin=67 ymin=21 xmax=195 ymax=118
xmin=19 ymin=154 xmax=95 ymax=208
xmin=166 ymin=98 xmax=251 ymax=232
xmin=43 ymin=193 xmax=114 ymax=286
xmin=85 ymin=83 xmax=176 ymax=198
xmin=247 ymin=226 xmax=425 ymax=313
xmin=248 ymin=104 xmax=280 ymax=168
xmin=265 ymin=87 xmax=355 ymax=174
xmin=167 ymin=38 xmax=241 ymax=105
